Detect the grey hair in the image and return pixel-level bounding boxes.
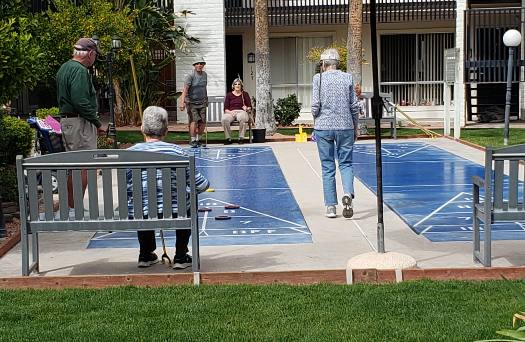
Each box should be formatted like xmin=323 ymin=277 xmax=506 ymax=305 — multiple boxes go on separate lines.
xmin=73 ymin=49 xmax=89 ymax=57
xmin=142 ymin=106 xmax=168 ymax=138
xmin=322 ymin=59 xmax=339 ymax=68
xmin=231 ymin=78 xmax=244 ymax=90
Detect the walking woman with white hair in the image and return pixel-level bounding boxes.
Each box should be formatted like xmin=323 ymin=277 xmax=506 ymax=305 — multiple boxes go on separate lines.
xmin=312 ymin=48 xmax=360 ymax=219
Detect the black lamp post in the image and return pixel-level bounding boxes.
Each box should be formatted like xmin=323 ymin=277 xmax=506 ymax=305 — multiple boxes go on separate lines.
xmin=92 ymin=35 xmax=122 ymax=149
xmin=369 ymin=0 xmax=385 ymax=253
xmin=502 ymin=29 xmax=522 ymax=146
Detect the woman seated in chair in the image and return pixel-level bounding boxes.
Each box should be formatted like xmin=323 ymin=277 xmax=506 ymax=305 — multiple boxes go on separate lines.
xmin=221 ymin=78 xmax=252 ymax=145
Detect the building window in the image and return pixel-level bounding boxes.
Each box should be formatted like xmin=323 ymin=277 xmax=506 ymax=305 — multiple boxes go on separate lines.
xmin=270 ymin=36 xmax=332 ymax=112
xmin=380 ymin=33 xmax=454 ymax=106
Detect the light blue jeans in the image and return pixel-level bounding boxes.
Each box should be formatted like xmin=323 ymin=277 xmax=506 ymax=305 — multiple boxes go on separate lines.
xmin=315 ymin=129 xmax=355 ymax=206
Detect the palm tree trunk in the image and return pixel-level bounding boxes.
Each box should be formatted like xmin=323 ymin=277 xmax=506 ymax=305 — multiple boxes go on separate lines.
xmin=255 ymin=0 xmax=276 ymax=134
xmin=347 ymin=0 xmax=363 ymax=84
xmin=113 ymin=78 xmax=125 ymax=126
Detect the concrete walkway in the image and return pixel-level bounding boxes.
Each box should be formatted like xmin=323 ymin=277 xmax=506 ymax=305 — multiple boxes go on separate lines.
xmin=1 ymin=137 xmax=525 ymax=277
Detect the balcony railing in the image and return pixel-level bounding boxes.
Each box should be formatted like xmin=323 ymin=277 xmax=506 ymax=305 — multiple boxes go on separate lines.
xmin=225 ymin=0 xmax=456 ymax=27
xmin=464 ymin=7 xmax=525 ymax=83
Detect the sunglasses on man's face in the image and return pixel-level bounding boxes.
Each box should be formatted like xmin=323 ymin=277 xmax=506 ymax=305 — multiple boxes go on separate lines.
xmin=195 ymin=62 xmax=205 ymax=66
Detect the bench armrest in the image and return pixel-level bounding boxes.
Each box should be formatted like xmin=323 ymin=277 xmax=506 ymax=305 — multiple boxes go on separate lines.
xmin=472 ymin=175 xmax=485 ymax=189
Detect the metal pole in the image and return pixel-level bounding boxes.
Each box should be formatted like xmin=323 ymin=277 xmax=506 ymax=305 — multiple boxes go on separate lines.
xmin=370 ymin=0 xmax=385 ymax=253
xmin=107 ymin=50 xmax=118 ymax=149
xmin=504 ymin=47 xmax=515 ymax=146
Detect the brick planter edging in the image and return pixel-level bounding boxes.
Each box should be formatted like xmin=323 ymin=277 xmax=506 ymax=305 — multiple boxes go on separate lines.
xmin=0 ymin=230 xmax=20 ymax=258
xmin=1 ymin=267 xmax=525 ymax=289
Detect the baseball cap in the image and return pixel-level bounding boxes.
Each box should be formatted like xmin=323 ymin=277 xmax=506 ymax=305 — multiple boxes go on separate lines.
xmin=74 ymin=38 xmax=101 ymax=54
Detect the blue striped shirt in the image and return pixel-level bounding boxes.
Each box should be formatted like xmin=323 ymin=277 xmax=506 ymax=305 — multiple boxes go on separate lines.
xmin=126 ymin=141 xmax=209 ymax=216
xmin=311 ymin=70 xmax=360 ymax=130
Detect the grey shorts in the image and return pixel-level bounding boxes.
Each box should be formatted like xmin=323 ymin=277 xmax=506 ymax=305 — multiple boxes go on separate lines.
xmin=187 ymin=103 xmax=207 ymax=123
xmin=60 ymin=117 xmax=97 ymax=151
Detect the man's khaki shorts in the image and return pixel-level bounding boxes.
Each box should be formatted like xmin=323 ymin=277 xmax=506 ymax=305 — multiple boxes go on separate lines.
xmin=61 ymin=117 xmax=97 ymax=151
xmin=187 ymin=103 xmax=207 ymax=123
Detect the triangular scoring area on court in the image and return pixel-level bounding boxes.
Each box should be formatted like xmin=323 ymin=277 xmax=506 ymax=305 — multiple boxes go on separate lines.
xmin=412 ymin=192 xmax=525 ymax=242
xmin=197 ymin=197 xmax=311 ymax=246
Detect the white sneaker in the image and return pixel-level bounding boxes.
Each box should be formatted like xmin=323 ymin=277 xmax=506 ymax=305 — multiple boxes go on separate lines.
xmin=342 ymin=194 xmax=354 ymax=218
xmin=325 ymin=205 xmax=337 ymax=218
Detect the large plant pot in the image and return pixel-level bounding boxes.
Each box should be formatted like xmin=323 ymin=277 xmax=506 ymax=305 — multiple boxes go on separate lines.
xmin=252 ymin=128 xmax=266 ymax=143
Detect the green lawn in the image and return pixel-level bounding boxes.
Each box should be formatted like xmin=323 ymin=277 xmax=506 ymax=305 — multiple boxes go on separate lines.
xmin=0 ymin=280 xmax=521 ymax=341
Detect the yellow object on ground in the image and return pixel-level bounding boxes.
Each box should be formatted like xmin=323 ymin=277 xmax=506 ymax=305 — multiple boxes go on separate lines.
xmin=206 ymin=188 xmax=215 ymax=192
xmin=295 ymin=124 xmax=308 ymax=142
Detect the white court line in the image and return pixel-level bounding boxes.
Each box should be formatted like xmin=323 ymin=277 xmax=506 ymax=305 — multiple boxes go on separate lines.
xmin=215 ymin=150 xmax=220 ymax=159
xmin=199 ymin=197 xmax=307 ymax=228
xmin=200 ymin=211 xmax=209 ymax=236
xmin=297 ymin=147 xmax=321 ymax=179
xmin=198 ymin=148 xmax=271 ymax=163
xmin=395 ymin=144 xmax=431 ymax=158
xmin=414 ymin=192 xmax=466 ymax=227
xmin=419 ymin=225 xmax=433 ymax=234
xmin=297 ymin=146 xmax=376 ymax=251
xmin=382 ymin=184 xmax=472 ymax=188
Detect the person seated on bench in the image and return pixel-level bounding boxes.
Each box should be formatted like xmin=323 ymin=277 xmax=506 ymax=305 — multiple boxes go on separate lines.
xmin=355 ymin=84 xmax=368 ymax=136
xmin=127 ymin=106 xmax=210 ymax=269
xmin=221 ymin=78 xmax=252 ymax=145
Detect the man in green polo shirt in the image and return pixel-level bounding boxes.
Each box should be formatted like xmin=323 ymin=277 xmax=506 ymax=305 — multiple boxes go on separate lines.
xmin=56 ymin=37 xmax=104 ymax=208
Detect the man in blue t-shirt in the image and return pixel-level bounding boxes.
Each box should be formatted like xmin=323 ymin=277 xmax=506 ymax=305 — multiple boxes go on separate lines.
xmin=127 ymin=106 xmax=210 ymax=269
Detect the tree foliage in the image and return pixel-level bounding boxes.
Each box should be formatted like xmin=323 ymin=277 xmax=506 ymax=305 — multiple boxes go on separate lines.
xmin=0 ymin=2 xmax=45 ymax=105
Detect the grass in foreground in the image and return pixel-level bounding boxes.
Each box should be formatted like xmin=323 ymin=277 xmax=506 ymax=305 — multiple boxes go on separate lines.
xmin=0 ymin=280 xmax=521 ymax=341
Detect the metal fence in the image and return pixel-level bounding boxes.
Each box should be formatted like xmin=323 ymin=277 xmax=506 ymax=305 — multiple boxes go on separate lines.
xmin=225 ymin=0 xmax=456 ymax=27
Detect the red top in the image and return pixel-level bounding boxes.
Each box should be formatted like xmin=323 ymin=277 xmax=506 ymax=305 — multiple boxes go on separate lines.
xmin=224 ymin=91 xmax=252 ymax=111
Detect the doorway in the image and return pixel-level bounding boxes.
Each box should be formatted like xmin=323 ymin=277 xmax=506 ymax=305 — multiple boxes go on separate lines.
xmin=226 ymin=35 xmax=243 ymax=93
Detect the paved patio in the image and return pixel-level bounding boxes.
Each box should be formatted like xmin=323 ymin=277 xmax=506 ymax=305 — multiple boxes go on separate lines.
xmin=1 ymin=137 xmax=525 ymax=279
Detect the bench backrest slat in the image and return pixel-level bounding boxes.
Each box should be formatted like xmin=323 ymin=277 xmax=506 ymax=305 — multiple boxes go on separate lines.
xmin=509 ymin=160 xmax=519 ymax=209
xmin=176 ymin=167 xmax=187 ymax=217
xmin=162 ymin=168 xmax=172 ymax=218
xmin=41 ymin=169 xmax=54 ymax=220
xmin=117 ymin=169 xmax=128 ymax=219
xmin=27 ymin=170 xmax=39 ymax=222
xmin=72 ymin=169 xmax=84 ymax=219
xmin=494 ymin=160 xmax=504 ymax=209
xmin=147 ymin=167 xmax=158 ymax=219
xmin=101 ymin=169 xmax=113 ymax=219
xmin=87 ymin=169 xmax=99 ymax=220
xmin=57 ymin=169 xmax=68 ymax=220
xmin=132 ymin=168 xmax=143 ymax=219
xmin=207 ymin=96 xmax=225 ymax=123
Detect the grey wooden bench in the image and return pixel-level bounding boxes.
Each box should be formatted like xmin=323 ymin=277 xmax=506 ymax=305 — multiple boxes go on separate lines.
xmin=473 ymin=144 xmax=525 ymax=267
xmin=359 ymin=92 xmax=397 ymax=139
xmin=16 ymin=149 xmax=200 ymax=282
xmin=207 ymin=95 xmax=253 ymax=143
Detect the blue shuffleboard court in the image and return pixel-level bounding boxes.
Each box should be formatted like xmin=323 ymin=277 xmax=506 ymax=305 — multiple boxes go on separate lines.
xmin=354 ymin=142 xmax=525 ymax=242
xmin=87 ymin=146 xmax=311 ymax=249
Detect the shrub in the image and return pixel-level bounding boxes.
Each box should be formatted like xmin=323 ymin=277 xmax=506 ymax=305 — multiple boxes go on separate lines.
xmin=274 ymin=94 xmax=302 ymax=126
xmin=0 ymin=115 xmax=33 ymax=165
xmin=35 ymin=107 xmax=59 ymax=119
xmin=0 ymin=166 xmax=18 ymax=202
xmin=97 ymin=135 xmax=115 ymax=149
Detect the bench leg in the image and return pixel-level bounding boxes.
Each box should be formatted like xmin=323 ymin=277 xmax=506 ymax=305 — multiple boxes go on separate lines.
xmin=32 ymin=232 xmax=39 ymax=273
xmin=21 ymin=227 xmax=29 ymax=276
xmin=472 ymin=212 xmax=481 ymax=263
xmin=483 ymin=220 xmax=492 ymax=267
